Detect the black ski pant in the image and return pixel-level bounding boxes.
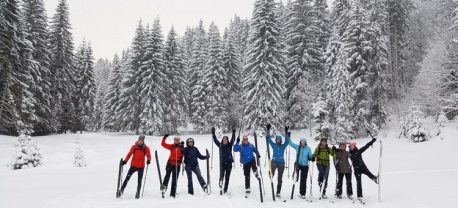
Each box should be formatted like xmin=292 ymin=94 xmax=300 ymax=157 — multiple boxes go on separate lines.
xmin=243 ymin=159 xmax=258 ymax=189
xmin=271 ymin=161 xmax=285 ymax=194
xmin=336 ymin=172 xmax=353 ymax=197
xmin=317 ymin=164 xmax=330 ymax=195
xmin=354 ymin=166 xmax=377 ymax=197
xmin=294 ymin=164 xmax=309 ymax=196
xmin=220 ymin=163 xmax=232 ymax=193
xmin=185 ymin=164 xmax=206 ymax=195
xmin=163 ymin=163 xmax=180 ymax=197
xmin=121 ymin=166 xmax=144 ymax=193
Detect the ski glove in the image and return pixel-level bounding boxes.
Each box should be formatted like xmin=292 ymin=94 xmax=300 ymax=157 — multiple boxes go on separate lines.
xmin=232 ymin=127 xmax=236 ymax=134
xmin=257 ymin=154 xmax=261 ymax=159
xmin=332 ymin=146 xmax=337 ymax=152
xmin=236 ymin=137 xmax=240 ymax=143
xmin=207 ymin=155 xmax=210 ymax=159
xmin=180 ymin=141 xmax=185 ymax=147
xmin=163 ymin=134 xmax=169 ymax=139
xmin=287 ymin=132 xmax=291 ymax=138
xmin=285 ymin=126 xmax=289 ymax=132
xmin=310 ymin=157 xmax=315 ymax=162
xmin=266 ymin=123 xmax=271 ymax=131
xmin=123 ymin=160 xmax=127 ymax=165
xmin=211 ymin=127 xmax=215 ymax=135
xmin=147 ymin=160 xmax=151 ymax=165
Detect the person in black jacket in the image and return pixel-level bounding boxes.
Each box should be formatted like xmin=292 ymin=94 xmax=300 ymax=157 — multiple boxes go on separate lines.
xmin=182 ymin=138 xmax=209 ymax=195
xmin=212 ymin=127 xmax=236 ymax=194
xmin=349 ymin=138 xmax=378 ymax=200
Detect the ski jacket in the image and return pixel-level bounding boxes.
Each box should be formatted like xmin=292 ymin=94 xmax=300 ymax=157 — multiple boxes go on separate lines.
xmin=161 ymin=138 xmax=183 ymax=166
xmin=212 ymin=132 xmax=235 ymax=165
xmin=313 ymin=145 xmax=335 ymax=166
xmin=234 ymin=142 xmax=260 ymax=165
xmin=349 ymin=138 xmax=376 ymax=170
xmin=182 ymin=146 xmax=207 ymax=167
xmin=124 ymin=142 xmax=151 ymax=168
xmin=267 ymin=131 xmax=289 ymax=164
xmin=334 ymin=149 xmax=352 ymax=173
xmin=289 ymin=137 xmax=313 ymax=166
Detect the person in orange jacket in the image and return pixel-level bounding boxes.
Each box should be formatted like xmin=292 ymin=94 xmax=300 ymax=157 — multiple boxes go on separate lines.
xmin=118 ymin=135 xmax=152 ymax=199
xmin=161 ymin=134 xmax=184 ymax=198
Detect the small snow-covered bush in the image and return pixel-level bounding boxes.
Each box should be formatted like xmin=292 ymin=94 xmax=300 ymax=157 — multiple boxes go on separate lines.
xmin=9 ymin=134 xmax=43 ymax=169
xmin=74 ymin=140 xmax=87 ymax=167
xmin=399 ymin=106 xmax=429 ymax=142
xmin=436 ymin=111 xmax=448 ymax=138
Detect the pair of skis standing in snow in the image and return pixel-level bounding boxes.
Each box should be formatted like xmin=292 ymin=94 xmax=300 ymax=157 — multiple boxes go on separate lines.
xmin=116 ymin=134 xmax=210 ymax=199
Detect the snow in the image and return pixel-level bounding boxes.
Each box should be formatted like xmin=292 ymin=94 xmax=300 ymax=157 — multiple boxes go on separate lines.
xmin=1 ymin=121 xmax=457 ymax=207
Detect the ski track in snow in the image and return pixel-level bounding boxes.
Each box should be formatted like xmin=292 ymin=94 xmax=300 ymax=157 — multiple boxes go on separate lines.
xmin=0 ymin=124 xmax=457 ymax=208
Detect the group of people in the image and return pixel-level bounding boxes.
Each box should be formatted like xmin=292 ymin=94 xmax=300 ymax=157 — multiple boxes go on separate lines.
xmin=117 ymin=124 xmax=379 ymax=201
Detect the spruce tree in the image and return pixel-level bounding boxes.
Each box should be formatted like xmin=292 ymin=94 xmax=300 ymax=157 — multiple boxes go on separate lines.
xmin=104 ymin=54 xmax=123 ymax=131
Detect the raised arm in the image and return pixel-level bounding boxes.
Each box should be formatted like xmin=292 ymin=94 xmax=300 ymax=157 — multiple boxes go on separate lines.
xmin=230 ymin=128 xmax=236 ymax=146
xmin=288 ymin=136 xmax=298 ymax=150
xmin=359 ymin=138 xmax=376 ymax=154
xmin=212 ymin=133 xmax=221 ymax=146
xmin=197 ymin=148 xmax=207 ymax=160
xmin=234 ymin=142 xmax=241 ymax=152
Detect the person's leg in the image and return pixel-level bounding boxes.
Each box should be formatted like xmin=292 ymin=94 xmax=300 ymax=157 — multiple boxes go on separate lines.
xmin=336 ymin=173 xmax=344 ymax=197
xmin=243 ymin=163 xmax=251 ymax=191
xmin=136 ymin=168 xmax=144 ymax=194
xmin=271 ymin=161 xmax=278 ymax=178
xmin=317 ymin=164 xmax=325 ymax=192
xmin=345 ymin=173 xmax=353 ymax=197
xmin=363 ymin=166 xmax=377 ymax=182
xmin=170 ymin=165 xmax=180 ymax=197
xmin=277 ymin=163 xmax=285 ymax=194
xmin=224 ymin=164 xmax=232 ymax=193
xmin=251 ymin=159 xmax=258 ymax=177
xmin=185 ymin=165 xmax=194 ymax=194
xmin=120 ymin=167 xmax=137 ymax=191
xmin=323 ymin=165 xmax=330 ymax=195
xmin=163 ymin=163 xmax=172 ymax=190
xmin=354 ymin=168 xmax=363 ymax=197
xmin=192 ymin=165 xmax=207 ymax=189
xmin=299 ymin=165 xmax=309 ymax=196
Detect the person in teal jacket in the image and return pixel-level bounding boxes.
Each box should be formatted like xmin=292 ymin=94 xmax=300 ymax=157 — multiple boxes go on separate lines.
xmin=234 ymin=134 xmax=261 ymax=196
xmin=289 ymin=135 xmax=314 ymax=199
xmin=266 ymin=124 xmax=290 ymax=197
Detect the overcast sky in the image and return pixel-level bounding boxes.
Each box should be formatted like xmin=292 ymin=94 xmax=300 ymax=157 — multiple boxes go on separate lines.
xmin=44 ymin=0 xmax=333 ymax=61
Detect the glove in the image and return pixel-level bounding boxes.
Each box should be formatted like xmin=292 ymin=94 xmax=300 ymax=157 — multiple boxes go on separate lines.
xmin=257 ymin=154 xmax=261 ymax=159
xmin=332 ymin=146 xmax=337 ymax=152
xmin=180 ymin=141 xmax=185 ymax=147
xmin=285 ymin=125 xmax=289 ymax=132
xmin=266 ymin=123 xmax=271 ymax=131
xmin=311 ymin=157 xmax=315 ymax=162
xmin=122 ymin=160 xmax=127 ymax=165
xmin=163 ymin=134 xmax=169 ymax=139
xmin=211 ymin=127 xmax=215 ymax=135
xmin=287 ymin=132 xmax=291 ymax=138
xmin=146 ymin=160 xmax=151 ymax=165
xmin=207 ymin=155 xmax=210 ymax=159
xmin=237 ymin=137 xmax=240 ymax=143
xmin=232 ymin=127 xmax=236 ymax=134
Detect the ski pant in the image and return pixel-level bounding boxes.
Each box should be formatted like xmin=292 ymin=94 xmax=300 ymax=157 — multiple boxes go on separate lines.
xmin=317 ymin=164 xmax=330 ymax=195
xmin=243 ymin=159 xmax=258 ymax=189
xmin=294 ymin=165 xmax=309 ymax=196
xmin=336 ymin=172 xmax=353 ymax=196
xmin=271 ymin=161 xmax=285 ymax=194
xmin=163 ymin=163 xmax=180 ymax=197
xmin=121 ymin=166 xmax=144 ymax=193
xmin=354 ymin=166 xmax=377 ymax=197
xmin=220 ymin=163 xmax=232 ymax=193
xmin=185 ymin=164 xmax=206 ymax=195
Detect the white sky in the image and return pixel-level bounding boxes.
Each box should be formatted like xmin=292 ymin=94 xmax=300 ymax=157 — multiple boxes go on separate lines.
xmin=44 ymin=0 xmax=333 ymax=60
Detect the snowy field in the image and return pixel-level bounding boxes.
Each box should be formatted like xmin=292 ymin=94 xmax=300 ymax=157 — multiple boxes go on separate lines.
xmin=1 ymin=122 xmax=457 ymax=208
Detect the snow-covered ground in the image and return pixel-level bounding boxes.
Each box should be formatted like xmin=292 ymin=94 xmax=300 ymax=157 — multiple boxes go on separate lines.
xmin=1 ymin=121 xmax=457 ymax=208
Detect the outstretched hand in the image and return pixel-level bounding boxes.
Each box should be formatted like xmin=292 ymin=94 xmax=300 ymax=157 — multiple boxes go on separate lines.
xmin=285 ymin=126 xmax=290 ymax=133
xmin=236 ymin=137 xmax=240 ymax=143
xmin=163 ymin=134 xmax=169 ymax=139
xmin=211 ymin=127 xmax=215 ymax=135
xmin=266 ymin=123 xmax=271 ymax=131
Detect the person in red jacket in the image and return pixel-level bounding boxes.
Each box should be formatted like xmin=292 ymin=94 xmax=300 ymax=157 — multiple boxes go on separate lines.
xmin=118 ymin=135 xmax=151 ymax=199
xmin=161 ymin=134 xmax=184 ymax=198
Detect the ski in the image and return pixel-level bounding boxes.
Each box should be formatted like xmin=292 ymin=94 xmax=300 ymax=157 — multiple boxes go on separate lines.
xmin=116 ymin=158 xmax=124 ymax=198
xmin=378 ymin=140 xmax=383 ymax=203
xmin=308 ymin=161 xmax=314 ymax=199
xmin=253 ymin=132 xmax=264 ymax=203
xmin=155 ymin=150 xmax=165 ymax=198
xmin=358 ymin=198 xmax=366 ymax=205
xmin=206 ymin=148 xmax=211 ymax=195
xmin=297 ymin=195 xmax=313 ymax=203
xmin=318 ymin=166 xmax=334 ymax=203
xmin=265 ymin=131 xmax=276 ymax=201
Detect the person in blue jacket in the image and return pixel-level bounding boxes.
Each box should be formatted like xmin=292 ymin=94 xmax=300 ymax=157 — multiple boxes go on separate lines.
xmin=212 ymin=127 xmax=236 ymax=194
xmin=289 ymin=134 xmax=314 ymax=199
xmin=182 ymin=138 xmax=209 ymax=195
xmin=266 ymin=123 xmax=290 ymax=197
xmin=234 ymin=134 xmax=261 ymax=196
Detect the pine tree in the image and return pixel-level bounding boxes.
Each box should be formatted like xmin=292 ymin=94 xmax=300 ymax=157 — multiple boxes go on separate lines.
xmin=243 ymin=0 xmax=286 ymax=132
xmin=49 ymin=0 xmax=77 ymax=133
xmin=117 ymin=21 xmax=146 ymax=133
xmin=21 ymin=0 xmax=54 ymax=135
xmin=203 ymin=23 xmax=229 ymax=129
xmin=312 ymin=95 xmax=331 ymax=140
xmin=139 ymin=17 xmax=166 ymax=135
xmin=399 ymin=106 xmax=429 ymax=142
xmin=164 ymin=27 xmax=189 ymax=133
xmin=93 ymin=58 xmax=111 ymax=131
xmin=9 ymin=133 xmax=43 ymax=169
xmin=104 ymin=54 xmax=123 ymax=131
xmin=74 ymin=139 xmax=86 ymax=167
xmin=0 ymin=0 xmax=36 ymax=135
xmin=436 ymin=110 xmax=448 ymax=138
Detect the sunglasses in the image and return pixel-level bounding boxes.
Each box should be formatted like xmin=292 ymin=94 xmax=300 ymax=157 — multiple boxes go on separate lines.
xmin=243 ymin=139 xmax=248 ymax=141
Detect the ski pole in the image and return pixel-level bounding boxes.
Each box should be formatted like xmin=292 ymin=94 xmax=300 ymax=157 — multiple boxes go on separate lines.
xmin=141 ymin=164 xmax=149 ymax=197
xmin=211 ymin=130 xmax=214 ymax=170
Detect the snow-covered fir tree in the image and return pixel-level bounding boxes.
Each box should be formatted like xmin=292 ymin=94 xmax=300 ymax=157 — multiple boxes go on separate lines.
xmin=0 ymin=0 xmax=36 ymax=135
xmin=21 ymin=0 xmax=54 ymax=135
xmin=92 ymin=58 xmax=111 ymax=131
xmin=436 ymin=110 xmax=448 ymax=137
xmin=399 ymin=106 xmax=429 ymax=142
xmin=49 ymin=0 xmax=77 ymax=133
xmin=103 ymin=54 xmax=123 ymax=131
xmin=10 ymin=132 xmax=43 ymax=169
xmin=203 ymin=22 xmax=229 ymax=129
xmin=117 ymin=21 xmax=146 ymax=133
xmin=74 ymin=139 xmax=86 ymax=167
xmin=243 ymin=0 xmax=286 ymax=132
xmin=139 ymin=17 xmax=166 ymax=135
xmin=228 ymin=15 xmax=250 ymax=70
xmin=312 ymin=96 xmax=331 ymax=140
xmin=163 ymin=27 xmax=189 ymax=133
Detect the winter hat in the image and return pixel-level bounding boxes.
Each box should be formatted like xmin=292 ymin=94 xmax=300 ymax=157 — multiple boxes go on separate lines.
xmin=138 ymin=135 xmax=145 ymax=141
xmin=349 ymin=141 xmax=356 ymax=147
xmin=174 ymin=136 xmax=181 ymax=141
xmin=275 ymin=135 xmax=282 ymax=142
xmin=186 ymin=138 xmax=195 ymax=146
xmin=320 ymin=138 xmax=328 ymax=142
